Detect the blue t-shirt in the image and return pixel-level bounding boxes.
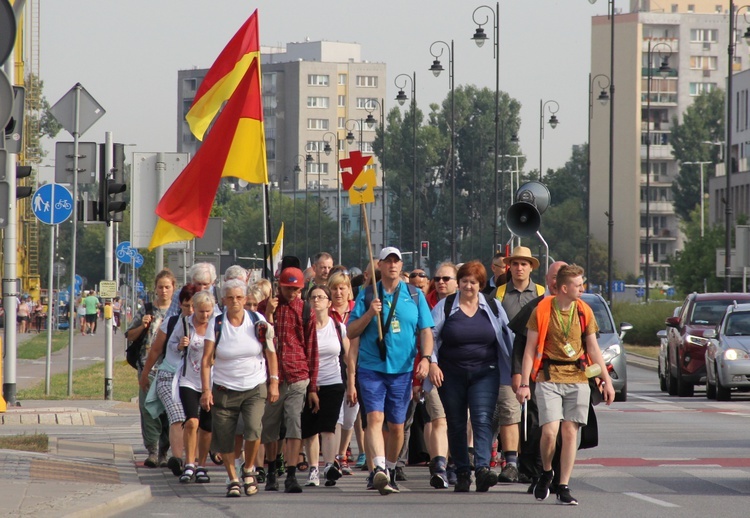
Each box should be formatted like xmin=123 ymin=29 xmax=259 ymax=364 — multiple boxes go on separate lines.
xmin=351 ymin=281 xmax=434 ymax=374
xmin=440 ymin=308 xmax=498 ymax=372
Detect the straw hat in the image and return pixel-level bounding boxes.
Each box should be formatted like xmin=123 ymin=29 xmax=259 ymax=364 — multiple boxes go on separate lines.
xmin=502 ymin=246 xmax=540 ymax=270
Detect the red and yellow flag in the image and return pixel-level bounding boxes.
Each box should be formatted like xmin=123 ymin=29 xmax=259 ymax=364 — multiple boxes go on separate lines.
xmin=185 ymin=9 xmax=260 ymax=141
xmin=149 ymin=58 xmax=268 ymax=250
xmin=340 ymin=151 xmax=376 ymax=205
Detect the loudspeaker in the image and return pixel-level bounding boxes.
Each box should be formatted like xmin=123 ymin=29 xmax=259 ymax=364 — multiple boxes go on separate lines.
xmin=506 ymin=181 xmax=551 ymax=238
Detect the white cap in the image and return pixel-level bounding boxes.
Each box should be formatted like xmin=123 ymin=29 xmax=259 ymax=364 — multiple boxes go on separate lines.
xmin=378 ymin=247 xmax=402 ymax=261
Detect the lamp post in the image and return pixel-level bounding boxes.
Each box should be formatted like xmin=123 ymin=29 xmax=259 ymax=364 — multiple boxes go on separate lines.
xmin=304 ymin=152 xmax=314 ymax=262
xmin=644 ymin=41 xmax=672 ymax=302
xmin=587 ymin=73 xmax=610 ymax=290
xmin=429 ymin=39 xmax=457 ymax=262
xmin=323 ymin=131 xmax=341 ymax=263
xmin=314 ymin=145 xmax=323 ymax=253
xmin=395 ymin=72 xmax=417 ymax=262
xmin=682 ymin=161 xmax=711 ymax=238
xmin=291 ymin=154 xmax=306 ymax=258
xmin=539 ymin=100 xmax=560 ymax=180
xmin=471 ymin=2 xmax=501 ymax=253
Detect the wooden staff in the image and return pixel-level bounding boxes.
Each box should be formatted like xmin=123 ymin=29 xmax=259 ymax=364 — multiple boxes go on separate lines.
xmin=361 ymin=204 xmax=383 ymax=342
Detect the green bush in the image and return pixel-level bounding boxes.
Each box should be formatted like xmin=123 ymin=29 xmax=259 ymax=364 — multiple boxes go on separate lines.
xmin=611 ymin=301 xmax=681 ymax=346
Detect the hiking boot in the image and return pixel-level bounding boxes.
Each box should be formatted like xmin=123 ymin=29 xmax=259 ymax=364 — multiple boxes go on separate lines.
xmin=144 ymin=451 xmax=158 ymax=468
xmin=430 ymin=470 xmax=449 ymax=489
xmin=475 ymin=466 xmax=498 ymax=492
xmin=454 ymin=471 xmax=471 ymax=492
xmin=534 ymin=470 xmax=554 ymax=501
xmin=157 ymin=453 xmax=169 ymax=468
xmin=305 ymin=467 xmax=319 ymax=487
xmin=284 ymin=473 xmax=303 ymax=493
xmin=498 ymin=463 xmax=519 ymax=483
xmin=265 ymin=471 xmax=279 ymax=491
xmin=446 ymin=463 xmax=458 ymax=486
xmin=556 ymin=484 xmax=578 ymax=505
xmin=394 ymin=466 xmax=407 ymax=481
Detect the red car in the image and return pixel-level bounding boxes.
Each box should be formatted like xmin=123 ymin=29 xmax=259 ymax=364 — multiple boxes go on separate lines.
xmin=665 ymin=293 xmax=750 ymax=397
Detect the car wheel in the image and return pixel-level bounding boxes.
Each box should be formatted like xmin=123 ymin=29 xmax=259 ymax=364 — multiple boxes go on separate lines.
xmin=705 ymin=378 xmax=717 ymax=399
xmin=614 ymin=383 xmax=627 ymax=402
xmin=658 ymin=359 xmax=667 ymax=392
xmin=716 ymin=369 xmax=731 ymax=401
xmin=676 ymin=366 xmax=694 ymax=397
xmin=666 ymin=361 xmax=678 ymax=396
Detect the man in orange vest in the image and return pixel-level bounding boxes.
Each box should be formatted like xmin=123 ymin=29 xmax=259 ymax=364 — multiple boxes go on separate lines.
xmin=516 ymin=264 xmax=614 ymax=506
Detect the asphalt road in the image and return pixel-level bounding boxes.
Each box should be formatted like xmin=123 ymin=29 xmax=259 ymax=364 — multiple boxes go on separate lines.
xmin=103 ymin=364 xmax=750 ymax=518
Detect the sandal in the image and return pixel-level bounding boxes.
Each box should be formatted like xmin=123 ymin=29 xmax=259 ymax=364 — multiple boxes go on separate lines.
xmin=296 ymin=452 xmax=309 ymax=472
xmin=226 ymin=480 xmax=242 ymax=498
xmin=179 ymin=464 xmax=195 ymax=483
xmin=210 ymin=451 xmax=224 ymax=466
xmin=194 ymin=466 xmax=210 ymax=483
xmin=241 ymin=463 xmax=259 ymax=496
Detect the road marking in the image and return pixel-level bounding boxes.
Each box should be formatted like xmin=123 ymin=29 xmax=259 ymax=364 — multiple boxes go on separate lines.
xmin=628 ymin=393 xmax=672 ymax=403
xmin=624 ymin=492 xmax=679 ymax=507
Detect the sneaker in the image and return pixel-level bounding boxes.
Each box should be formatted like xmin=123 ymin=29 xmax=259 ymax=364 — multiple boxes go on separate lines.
xmin=265 ymin=471 xmax=279 ymax=491
xmin=144 ymin=452 xmax=158 ymax=468
xmin=446 ymin=464 xmax=458 ymax=486
xmin=388 ymin=469 xmax=401 ymax=492
xmin=475 ymin=466 xmax=498 ymax=492
xmin=430 ymin=470 xmax=449 ymax=489
xmin=454 ymin=471 xmax=471 ymax=493
xmin=355 ymin=453 xmax=366 ymax=468
xmin=324 ymin=461 xmax=342 ymax=486
xmin=284 ymin=473 xmax=303 ymax=493
xmin=556 ymin=484 xmax=578 ymax=505
xmin=372 ymin=467 xmax=397 ymax=495
xmin=534 ymin=470 xmax=554 ymax=501
xmin=366 ymin=471 xmax=375 ymax=490
xmin=167 ymin=456 xmax=183 ymax=477
xmin=337 ymin=456 xmax=352 ymax=476
xmin=305 ymin=467 xmax=320 ymax=487
xmin=498 ymin=463 xmax=519 ymax=483
xmin=346 ymin=446 xmax=353 ymax=462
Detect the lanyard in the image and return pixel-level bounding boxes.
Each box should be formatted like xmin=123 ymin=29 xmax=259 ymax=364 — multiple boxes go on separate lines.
xmin=378 ymin=282 xmax=402 ymax=335
xmin=553 ymin=299 xmax=576 ymax=342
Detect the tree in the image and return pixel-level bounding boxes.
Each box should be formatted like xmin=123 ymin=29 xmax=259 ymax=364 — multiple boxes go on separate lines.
xmin=670 ymin=205 xmax=724 ymax=293
xmin=24 ymin=73 xmax=62 ymax=163
xmin=670 ymin=89 xmax=724 ymax=221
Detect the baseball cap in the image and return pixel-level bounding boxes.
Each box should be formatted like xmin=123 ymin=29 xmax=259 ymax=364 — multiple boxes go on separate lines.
xmin=378 ymin=247 xmax=402 ymax=261
xmin=278 ymin=267 xmax=305 ymax=288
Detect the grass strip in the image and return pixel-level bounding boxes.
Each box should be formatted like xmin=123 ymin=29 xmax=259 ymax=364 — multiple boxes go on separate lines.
xmin=17 ymin=360 xmax=139 ymax=402
xmin=0 ymin=433 xmax=49 ymax=453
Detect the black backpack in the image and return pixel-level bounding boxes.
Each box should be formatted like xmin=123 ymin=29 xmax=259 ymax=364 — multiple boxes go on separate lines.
xmin=126 ymin=303 xmax=153 ymax=369
xmin=443 ymin=293 xmax=501 ymax=321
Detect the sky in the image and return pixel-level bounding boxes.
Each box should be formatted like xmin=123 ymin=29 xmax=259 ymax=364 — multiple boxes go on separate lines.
xmin=36 ymin=0 xmax=611 ymax=182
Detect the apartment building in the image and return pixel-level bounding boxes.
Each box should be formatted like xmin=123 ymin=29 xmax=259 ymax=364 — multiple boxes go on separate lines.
xmin=589 ymin=0 xmax=748 ymax=282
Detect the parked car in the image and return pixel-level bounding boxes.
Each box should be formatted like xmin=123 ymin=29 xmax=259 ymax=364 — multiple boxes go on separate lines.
xmin=658 ymin=306 xmax=682 ymax=392
xmin=704 ymin=302 xmax=750 ymax=401
xmin=665 ymin=292 xmax=750 ymax=397
xmin=581 ymin=293 xmax=632 ymax=401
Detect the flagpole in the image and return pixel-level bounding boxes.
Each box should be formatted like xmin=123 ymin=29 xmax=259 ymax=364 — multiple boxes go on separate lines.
xmin=263 ymin=183 xmax=272 ymax=279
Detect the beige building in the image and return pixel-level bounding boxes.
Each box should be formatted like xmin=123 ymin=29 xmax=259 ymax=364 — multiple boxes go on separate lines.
xmin=589 ymin=0 xmax=748 ymax=282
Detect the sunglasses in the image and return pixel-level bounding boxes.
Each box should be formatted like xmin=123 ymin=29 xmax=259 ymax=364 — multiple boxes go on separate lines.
xmin=409 ymin=272 xmax=427 ymax=278
xmin=433 ymin=276 xmax=455 ymax=283
xmin=310 ymin=295 xmax=329 ymax=301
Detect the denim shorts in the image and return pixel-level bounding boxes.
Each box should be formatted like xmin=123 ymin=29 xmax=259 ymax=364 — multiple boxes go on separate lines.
xmin=357 ymin=368 xmax=412 ymax=425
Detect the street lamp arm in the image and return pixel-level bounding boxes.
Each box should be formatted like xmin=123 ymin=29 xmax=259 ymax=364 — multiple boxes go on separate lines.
xmin=429 ymin=40 xmax=451 ymax=61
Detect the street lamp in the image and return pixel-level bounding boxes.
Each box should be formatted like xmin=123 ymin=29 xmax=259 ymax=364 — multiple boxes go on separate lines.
xmin=472 ymin=2 xmax=501 ymax=254
xmin=644 ymin=41 xmax=672 ymax=302
xmin=587 ymin=73 xmax=610 ymax=291
xmin=291 ymin=154 xmax=307 ymax=258
xmin=682 ymin=161 xmax=711 ymax=238
xmin=429 ymin=39 xmax=457 ymax=262
xmin=323 ymin=131 xmax=341 ymax=264
xmin=305 ymin=152 xmax=314 ymax=262
xmin=539 ymin=99 xmax=560 ymax=180
xmin=395 ymin=72 xmax=417 ymax=263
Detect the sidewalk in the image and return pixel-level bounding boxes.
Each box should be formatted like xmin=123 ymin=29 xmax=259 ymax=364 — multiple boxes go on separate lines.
xmin=1 ymin=325 xmax=151 ymax=517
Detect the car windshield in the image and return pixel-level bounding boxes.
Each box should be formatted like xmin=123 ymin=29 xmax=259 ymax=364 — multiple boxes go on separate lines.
xmin=725 ymin=312 xmax=750 ymax=336
xmin=691 ymin=301 xmax=732 ymax=325
xmin=580 ymin=295 xmax=615 ymax=334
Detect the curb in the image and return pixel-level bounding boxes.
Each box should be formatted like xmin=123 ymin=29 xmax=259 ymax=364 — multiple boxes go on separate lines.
xmin=63 ymin=485 xmax=152 ymax=518
xmin=626 ymin=352 xmax=658 ymax=372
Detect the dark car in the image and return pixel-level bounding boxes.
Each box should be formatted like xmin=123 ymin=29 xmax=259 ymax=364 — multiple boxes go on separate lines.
xmin=665 ymin=292 xmax=750 ymax=397
xmin=581 ymin=293 xmax=632 ymax=401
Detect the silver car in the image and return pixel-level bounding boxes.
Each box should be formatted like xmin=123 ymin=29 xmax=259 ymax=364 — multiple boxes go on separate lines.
xmin=704 ymin=302 xmax=750 ymax=401
xmin=581 ymin=293 xmax=632 ymax=402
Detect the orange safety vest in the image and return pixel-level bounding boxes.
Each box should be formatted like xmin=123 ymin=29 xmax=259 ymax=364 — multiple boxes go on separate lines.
xmin=530 ymin=296 xmax=595 ymax=382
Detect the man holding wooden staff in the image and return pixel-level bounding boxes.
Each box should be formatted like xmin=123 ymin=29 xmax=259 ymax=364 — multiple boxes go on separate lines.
xmin=346 ymin=247 xmax=434 ymax=495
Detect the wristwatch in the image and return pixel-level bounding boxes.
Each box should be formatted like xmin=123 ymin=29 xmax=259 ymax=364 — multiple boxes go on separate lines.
xmin=421 ymin=355 xmax=432 ymax=363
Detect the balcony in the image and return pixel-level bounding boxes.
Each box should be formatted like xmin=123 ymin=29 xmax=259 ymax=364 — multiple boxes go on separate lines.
xmin=640 ymin=200 xmax=674 ymax=213
xmin=641 ymin=144 xmax=674 ymax=160
xmin=642 ymin=38 xmax=679 ymax=53
xmin=640 ymin=227 xmax=677 ymax=240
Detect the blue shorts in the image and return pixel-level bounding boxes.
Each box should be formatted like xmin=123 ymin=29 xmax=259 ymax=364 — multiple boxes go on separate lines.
xmin=357 ymin=368 xmax=413 ymax=425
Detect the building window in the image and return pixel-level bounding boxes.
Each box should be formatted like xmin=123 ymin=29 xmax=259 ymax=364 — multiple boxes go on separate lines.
xmin=690 ymin=29 xmax=718 ymax=42
xmin=338 ymin=74 xmax=346 ymax=85
xmin=716 ymin=5 xmax=723 ymax=13
xmin=689 ymin=82 xmax=717 ymax=96
xmin=690 ymin=56 xmax=718 ymax=70
xmin=687 ymin=4 xmax=695 ymax=12
xmin=356 ymin=97 xmax=378 ymax=109
xmin=262 ymin=72 xmax=277 ymax=94
xmin=308 ymin=74 xmax=330 ymax=86
xmin=307 ymin=118 xmax=329 ymax=130
xmin=338 ymin=95 xmax=346 ymax=107
xmin=356 ymin=75 xmax=378 ymax=87
xmin=306 ymin=162 xmax=329 ymax=174
xmin=338 ymin=117 xmax=345 ymax=129
xmin=307 ymin=96 xmax=329 ymax=108
xmin=183 ymin=78 xmax=197 ymax=92
xmin=361 ymin=142 xmax=374 ymax=153
xmin=182 ymin=99 xmax=192 ymax=117
xmin=306 ymin=140 xmax=326 ymax=152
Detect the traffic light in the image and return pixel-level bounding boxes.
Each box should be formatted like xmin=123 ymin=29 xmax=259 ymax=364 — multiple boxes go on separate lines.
xmin=16 ymin=165 xmax=32 ymax=199
xmin=420 ymin=240 xmax=430 ymax=258
xmin=98 ymin=143 xmax=127 ymax=224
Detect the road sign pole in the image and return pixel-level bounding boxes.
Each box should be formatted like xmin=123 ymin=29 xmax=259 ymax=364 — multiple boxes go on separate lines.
xmin=104 ymin=132 xmax=114 ymax=400
xmin=67 ymin=85 xmax=82 ymax=397
xmin=44 ymin=186 xmax=56 ymax=395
